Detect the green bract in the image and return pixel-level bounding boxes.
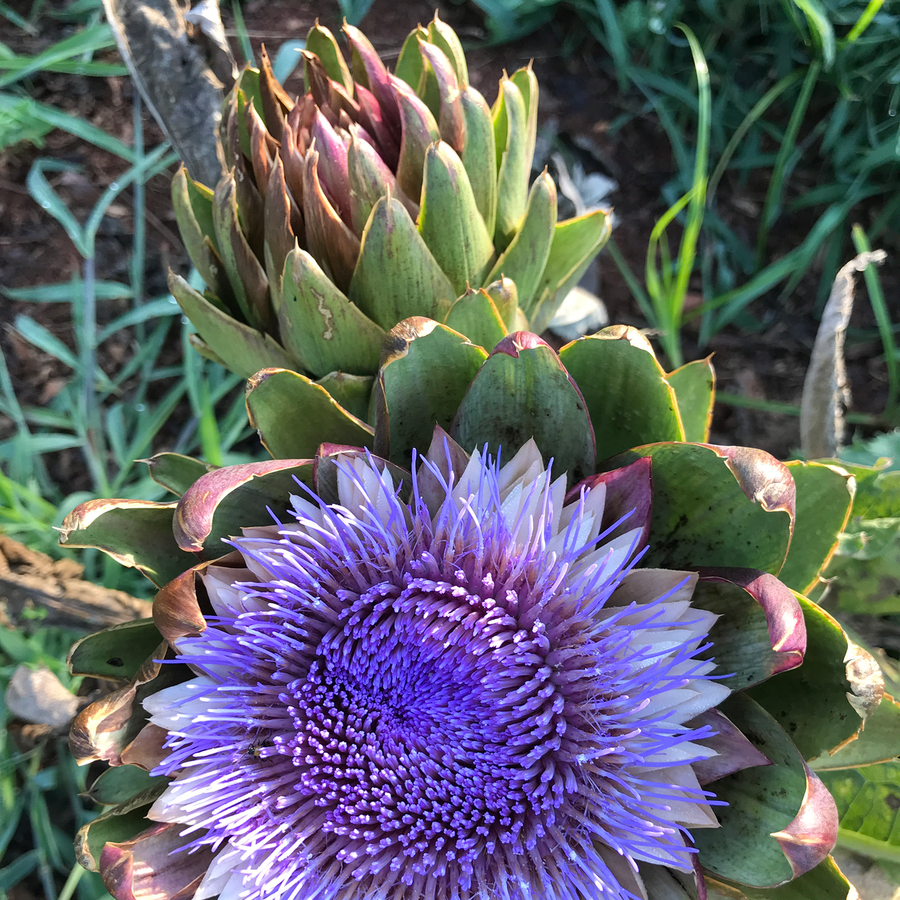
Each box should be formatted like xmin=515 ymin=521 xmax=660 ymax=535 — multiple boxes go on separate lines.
xmin=170 ymin=15 xmax=610 ymax=384
xmin=61 ymin=322 xmax=891 ymax=900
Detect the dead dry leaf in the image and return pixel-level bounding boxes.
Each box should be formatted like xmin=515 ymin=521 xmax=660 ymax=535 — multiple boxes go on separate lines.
xmin=800 ymin=250 xmax=886 ymax=459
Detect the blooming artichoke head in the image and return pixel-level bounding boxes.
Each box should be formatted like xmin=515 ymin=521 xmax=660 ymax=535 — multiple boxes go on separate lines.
xmin=70 ymin=437 xmax=808 ymax=900
xmin=63 ymin=327 xmax=885 ymax=900
xmin=169 ymin=15 xmax=610 ymax=381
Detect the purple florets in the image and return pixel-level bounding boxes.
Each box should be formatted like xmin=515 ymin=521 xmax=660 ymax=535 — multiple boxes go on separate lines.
xmin=145 ymin=444 xmax=726 ymax=900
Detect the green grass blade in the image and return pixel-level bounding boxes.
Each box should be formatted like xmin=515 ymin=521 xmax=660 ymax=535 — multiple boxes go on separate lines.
xmin=0 ymin=2 xmax=38 ymax=33
xmin=83 ymin=144 xmax=175 ymax=251
xmin=0 ymin=56 xmax=126 ymax=77
xmin=693 ymin=201 xmax=849 ymax=327
xmin=115 ymin=381 xmax=188 ymax=491
xmin=669 ymin=24 xmax=710 ymax=365
xmin=3 ymin=279 xmax=132 ymax=301
xmin=182 ymin=324 xmax=224 ymax=466
xmin=707 ymin=70 xmax=803 ymax=200
xmin=131 ymin=94 xmax=147 ymax=342
xmin=0 ymin=20 xmax=114 ymax=88
xmin=96 ymin=295 xmax=180 ymax=343
xmin=846 ymin=0 xmax=885 ymax=42
xmin=0 ymin=94 xmax=135 ymax=160
xmin=0 ymin=432 xmax=87 ymax=457
xmin=26 ymin=159 xmax=89 ymax=256
xmin=0 ymin=848 xmax=39 ymax=890
xmin=790 ymin=0 xmax=836 ymax=67
xmin=11 ymin=313 xmax=110 ymax=391
xmin=592 ymin=0 xmax=630 ymax=88
xmin=231 ymin=0 xmax=254 ymax=66
xmin=109 ymin=318 xmax=173 ymax=390
xmin=755 ymin=61 xmax=820 ymax=267
xmin=605 ymin=236 xmax=656 ymax=325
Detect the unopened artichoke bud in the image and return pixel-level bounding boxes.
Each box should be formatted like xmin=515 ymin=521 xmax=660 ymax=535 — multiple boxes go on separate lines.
xmin=170 ymin=14 xmax=611 ymax=390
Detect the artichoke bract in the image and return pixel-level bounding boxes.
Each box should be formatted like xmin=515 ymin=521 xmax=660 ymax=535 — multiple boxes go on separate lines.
xmin=169 ymin=15 xmax=610 ymax=382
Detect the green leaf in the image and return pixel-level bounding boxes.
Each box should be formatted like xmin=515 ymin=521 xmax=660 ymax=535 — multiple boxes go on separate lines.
xmin=842 ymin=463 xmax=900 ymax=519
xmin=211 ymin=171 xmax=270 ymax=331
xmin=790 ymin=0 xmax=836 ymax=68
xmin=245 ymin=368 xmax=374 ymax=460
xmin=13 ymin=313 xmax=108 ymax=390
xmin=749 ymin=597 xmax=860 ymax=761
xmin=418 ymin=142 xmax=494 ymax=296
xmin=459 ymin=86 xmax=497 ymax=237
xmin=346 ymin=135 xmax=407 ymax=235
xmin=667 ymin=357 xmax=715 ymax=443
xmin=0 ymin=21 xmax=115 ymax=89
xmin=529 ymin=208 xmax=611 ymax=333
xmin=2 ymin=279 xmax=132 ymax=302
xmin=145 ymin=453 xmax=213 ymax=496
xmin=279 ymin=248 xmax=386 ymax=378
xmin=232 ymin=69 xmax=264 ymax=160
xmin=0 ymin=94 xmax=136 ymax=162
xmin=59 ymin=499 xmax=196 ymax=588
xmin=823 ymin=464 xmax=900 ymax=613
xmin=451 ymin=333 xmax=595 ymax=480
xmin=375 ymin=320 xmax=487 ymax=466
xmin=174 ymin=459 xmax=316 ymax=556
xmin=444 ymin=289 xmax=508 ymax=351
xmin=713 ymin=856 xmax=854 ymax=900
xmin=836 ymin=518 xmax=900 ymax=561
xmin=560 ymin=327 xmax=685 ymax=461
xmin=428 ymin=16 xmax=468 ymax=86
xmin=485 ymin=171 xmax=557 ymax=316
xmin=87 ymin=765 xmax=167 ymax=807
xmin=393 ymin=26 xmax=426 ymax=87
xmin=692 ymin=576 xmax=803 ymax=691
xmin=778 ymin=461 xmax=854 ymax=594
xmin=694 ymin=693 xmax=836 ymax=887
xmin=170 ymin=166 xmax=233 ymax=308
xmin=0 ymin=849 xmax=38 ymax=890
xmin=811 ymin=692 xmax=900 ymax=770
xmin=492 ymin=77 xmax=529 ymax=249
xmin=830 ymin=542 xmax=900 ymax=614
xmin=349 ymin=197 xmax=456 ymax=329
xmin=169 ymin=273 xmax=297 ymax=379
xmin=840 ymin=431 xmax=900 ymax=471
xmin=483 ymin=277 xmax=520 ymax=332
xmin=305 ymin=23 xmax=353 ymax=93
xmin=609 ymin=440 xmax=796 ymax=573
xmin=75 ymin=802 xmax=155 ymax=871
xmin=637 ymin=865 xmax=697 ymax=899
xmin=509 ymin=65 xmax=538 ymax=164
xmin=393 ymin=78 xmax=442 ymax=200
xmin=262 ymin=158 xmax=294 ymax=304
xmin=820 ymin=761 xmax=900 ymax=864
xmin=315 ymin=373 xmax=374 ymax=423
xmin=68 ymin=619 xmax=161 ymax=681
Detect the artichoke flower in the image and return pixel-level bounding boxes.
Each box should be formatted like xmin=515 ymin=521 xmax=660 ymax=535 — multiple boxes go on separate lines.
xmin=63 ymin=325 xmax=888 ymax=900
xmin=169 ymin=15 xmax=610 ymax=387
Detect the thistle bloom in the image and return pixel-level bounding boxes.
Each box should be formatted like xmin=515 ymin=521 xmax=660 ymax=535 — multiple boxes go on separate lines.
xmin=140 ymin=441 xmax=730 ymax=900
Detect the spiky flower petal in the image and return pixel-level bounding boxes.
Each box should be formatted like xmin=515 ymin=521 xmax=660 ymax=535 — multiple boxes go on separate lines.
xmin=144 ymin=442 xmax=727 ymax=900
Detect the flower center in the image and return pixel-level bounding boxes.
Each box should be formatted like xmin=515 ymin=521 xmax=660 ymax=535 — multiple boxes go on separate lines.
xmin=269 ymin=559 xmax=580 ymax=887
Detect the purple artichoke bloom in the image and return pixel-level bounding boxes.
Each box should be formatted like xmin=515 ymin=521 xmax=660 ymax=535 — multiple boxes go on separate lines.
xmin=140 ymin=440 xmax=730 ymax=900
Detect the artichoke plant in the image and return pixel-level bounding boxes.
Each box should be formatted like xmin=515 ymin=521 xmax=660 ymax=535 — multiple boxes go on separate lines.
xmin=169 ymin=15 xmax=610 ymax=395
xmin=62 ymin=325 xmax=894 ymax=900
